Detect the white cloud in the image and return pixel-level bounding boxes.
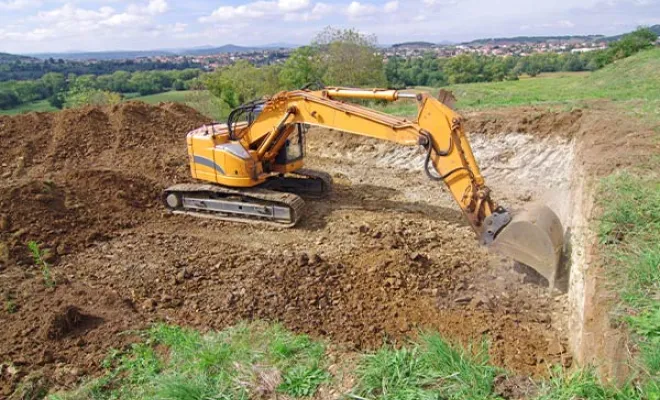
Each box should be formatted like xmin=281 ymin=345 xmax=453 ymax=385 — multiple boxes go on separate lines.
xmin=284 ymin=2 xmax=333 ymax=21
xmin=384 ymin=0 xmax=398 ymax=12
xmin=146 ymin=0 xmax=168 ymax=15
xmin=346 ymin=1 xmax=379 ymax=19
xmin=278 ymin=0 xmax=309 ymax=12
xmin=199 ymin=0 xmax=313 ymax=22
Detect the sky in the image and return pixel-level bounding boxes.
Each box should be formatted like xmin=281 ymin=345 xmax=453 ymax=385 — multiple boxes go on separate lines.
xmin=0 ymin=0 xmax=659 ymax=54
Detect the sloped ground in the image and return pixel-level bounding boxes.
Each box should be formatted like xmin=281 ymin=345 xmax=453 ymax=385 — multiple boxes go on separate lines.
xmin=0 ymin=102 xmax=598 ymax=396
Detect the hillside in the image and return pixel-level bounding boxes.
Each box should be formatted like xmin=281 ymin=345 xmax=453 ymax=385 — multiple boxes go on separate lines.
xmin=29 ymin=44 xmax=285 ymax=61
xmin=604 ymin=24 xmax=660 ymax=41
xmin=465 ymin=34 xmax=605 ymax=46
xmin=443 ymin=48 xmax=660 ymax=109
xmin=0 ymin=52 xmax=37 ymax=64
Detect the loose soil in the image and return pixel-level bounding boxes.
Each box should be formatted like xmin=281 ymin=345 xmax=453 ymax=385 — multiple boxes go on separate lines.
xmin=0 ymin=102 xmax=644 ymax=396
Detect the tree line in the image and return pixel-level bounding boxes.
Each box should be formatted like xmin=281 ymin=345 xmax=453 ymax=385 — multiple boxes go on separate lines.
xmin=386 ymin=27 xmax=658 ymax=86
xmin=0 ymin=69 xmax=202 ymax=110
xmin=0 ymin=58 xmax=201 ymax=81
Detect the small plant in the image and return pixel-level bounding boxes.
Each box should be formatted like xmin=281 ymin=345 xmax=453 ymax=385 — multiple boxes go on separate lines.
xmin=28 ymin=241 xmax=54 ymax=287
xmin=4 ymin=299 xmax=17 ymax=314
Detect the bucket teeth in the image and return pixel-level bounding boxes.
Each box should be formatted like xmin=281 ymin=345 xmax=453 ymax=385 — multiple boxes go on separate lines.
xmin=488 ymin=205 xmax=564 ymax=288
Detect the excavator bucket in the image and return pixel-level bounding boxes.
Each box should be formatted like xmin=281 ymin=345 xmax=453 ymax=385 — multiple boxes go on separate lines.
xmin=489 ymin=205 xmax=564 ymax=287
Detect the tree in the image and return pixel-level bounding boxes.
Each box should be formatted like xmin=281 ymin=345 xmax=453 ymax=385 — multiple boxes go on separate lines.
xmin=313 ymin=27 xmax=387 ymax=87
xmin=279 ymin=46 xmax=323 ymax=89
xmin=204 ymin=60 xmax=274 ymax=109
xmin=0 ymin=89 xmax=20 ymax=110
xmin=608 ymin=26 xmax=658 ymax=61
xmin=40 ymin=72 xmax=66 ymax=97
xmin=64 ymin=88 xmax=121 ymax=108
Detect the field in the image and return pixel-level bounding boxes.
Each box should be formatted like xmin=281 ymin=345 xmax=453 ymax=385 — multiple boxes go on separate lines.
xmin=0 ymin=50 xmax=659 ymax=399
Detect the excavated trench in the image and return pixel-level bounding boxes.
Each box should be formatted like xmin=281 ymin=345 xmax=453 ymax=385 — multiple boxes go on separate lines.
xmin=0 ymin=104 xmax=599 ymax=394
xmin=305 ymin=121 xmax=587 ymax=367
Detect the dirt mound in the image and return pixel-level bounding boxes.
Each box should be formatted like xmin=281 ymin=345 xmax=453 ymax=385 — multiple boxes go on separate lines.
xmin=0 ymin=170 xmax=159 ymax=264
xmin=0 ymin=101 xmax=210 ymax=184
xmin=0 ymin=103 xmax=209 ymax=265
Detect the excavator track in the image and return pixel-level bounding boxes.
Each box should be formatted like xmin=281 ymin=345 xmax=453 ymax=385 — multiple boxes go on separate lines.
xmin=163 ymin=183 xmax=305 ymax=228
xmin=262 ymin=168 xmax=333 ymax=198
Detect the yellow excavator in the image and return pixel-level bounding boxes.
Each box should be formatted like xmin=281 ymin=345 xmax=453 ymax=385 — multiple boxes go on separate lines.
xmin=163 ymin=87 xmax=564 ymax=285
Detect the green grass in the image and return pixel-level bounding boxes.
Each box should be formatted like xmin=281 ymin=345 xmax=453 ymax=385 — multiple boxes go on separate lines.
xmin=597 ymin=171 xmax=660 ymax=379
xmin=49 ymin=322 xmax=328 ymax=400
xmin=352 ymin=334 xmax=499 ymax=400
xmin=0 ymin=99 xmax=56 ymax=115
xmin=130 ymin=90 xmax=196 ymax=104
xmin=27 ymin=240 xmax=55 ymax=287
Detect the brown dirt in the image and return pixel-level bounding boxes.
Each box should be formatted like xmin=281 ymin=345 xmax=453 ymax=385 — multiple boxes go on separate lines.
xmin=1 ymin=102 xmax=634 ymax=396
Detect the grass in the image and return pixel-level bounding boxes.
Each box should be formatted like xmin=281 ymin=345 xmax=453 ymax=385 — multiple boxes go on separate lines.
xmin=0 ymin=99 xmax=56 ymax=115
xmin=27 ymin=240 xmax=55 ymax=288
xmin=49 ymin=321 xmax=329 ymax=400
xmin=130 ymin=90 xmax=195 ymax=104
xmin=597 ymin=170 xmax=660 ymax=379
xmin=352 ymin=334 xmax=499 ymax=400
xmin=51 ymin=323 xmax=651 ymax=400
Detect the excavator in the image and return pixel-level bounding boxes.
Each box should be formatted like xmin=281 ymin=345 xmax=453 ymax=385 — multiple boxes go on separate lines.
xmin=163 ymin=87 xmax=564 ymax=285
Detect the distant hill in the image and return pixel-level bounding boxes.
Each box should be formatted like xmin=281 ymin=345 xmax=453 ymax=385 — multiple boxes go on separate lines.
xmin=392 ymin=41 xmax=436 ymax=48
xmin=0 ymin=52 xmax=38 ymax=63
xmin=464 ymin=35 xmax=605 ymax=46
xmin=179 ymin=44 xmax=265 ymax=56
xmin=604 ymin=24 xmax=660 ymax=41
xmin=27 ymin=44 xmax=292 ymax=61
xmin=30 ymin=50 xmax=176 ymax=61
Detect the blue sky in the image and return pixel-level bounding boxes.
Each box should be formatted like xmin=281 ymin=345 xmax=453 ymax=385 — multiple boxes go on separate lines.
xmin=0 ymin=0 xmax=659 ymax=54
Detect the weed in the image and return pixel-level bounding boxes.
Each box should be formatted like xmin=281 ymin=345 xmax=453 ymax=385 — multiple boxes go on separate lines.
xmin=4 ymin=299 xmax=17 ymax=314
xmin=278 ymin=364 xmax=329 ymax=397
xmin=49 ymin=321 xmax=329 ymax=400
xmin=534 ymin=368 xmax=645 ymax=400
xmin=27 ymin=241 xmax=54 ymax=287
xmin=353 ymin=333 xmax=499 ymax=400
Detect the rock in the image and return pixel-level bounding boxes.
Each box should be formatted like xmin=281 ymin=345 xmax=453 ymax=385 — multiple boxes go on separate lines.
xmin=454 ymin=296 xmax=473 ymax=304
xmin=0 ymin=242 xmax=8 ymax=264
xmin=359 ymin=224 xmax=370 ymax=234
xmin=56 ymin=244 xmax=70 ymax=256
xmin=546 ymin=338 xmax=564 ymax=355
xmin=142 ymin=298 xmax=156 ymax=311
xmin=298 ymin=253 xmax=309 ymax=267
xmin=310 ymin=253 xmax=322 ymax=265
xmin=175 ymin=268 xmax=189 ymax=284
xmin=0 ymin=215 xmax=9 ymax=231
xmin=469 ymin=295 xmax=492 ymax=309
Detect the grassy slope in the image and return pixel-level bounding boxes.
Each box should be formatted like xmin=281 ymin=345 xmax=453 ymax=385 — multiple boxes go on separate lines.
xmin=130 ymin=90 xmax=195 ymax=104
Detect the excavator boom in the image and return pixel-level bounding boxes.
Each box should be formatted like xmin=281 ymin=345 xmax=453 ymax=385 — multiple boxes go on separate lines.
xmin=163 ymin=87 xmax=564 ymax=285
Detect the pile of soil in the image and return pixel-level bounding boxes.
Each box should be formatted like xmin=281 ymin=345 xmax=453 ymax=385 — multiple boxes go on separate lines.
xmin=0 ymin=102 xmax=577 ymax=396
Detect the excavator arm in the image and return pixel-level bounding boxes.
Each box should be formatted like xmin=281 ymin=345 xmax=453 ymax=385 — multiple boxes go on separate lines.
xmin=235 ymin=88 xmax=504 ymax=238
xmin=164 ymin=87 xmax=564 ymax=285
